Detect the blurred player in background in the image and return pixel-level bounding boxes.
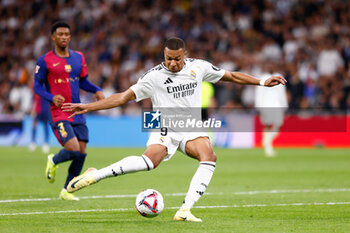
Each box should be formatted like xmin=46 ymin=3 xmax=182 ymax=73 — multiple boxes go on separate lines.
xmin=201 ymin=81 xmax=216 ymax=145
xmin=62 ymin=37 xmax=286 ymax=221
xmin=28 ymin=92 xmax=51 ymax=154
xmin=201 ymin=81 xmax=215 ymax=121
xmin=255 ymin=61 xmax=288 ymax=157
xmin=34 ymin=22 xmax=105 ymax=200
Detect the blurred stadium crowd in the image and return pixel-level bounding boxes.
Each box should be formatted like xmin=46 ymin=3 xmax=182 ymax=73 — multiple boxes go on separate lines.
xmin=0 ymin=0 xmax=349 ymax=117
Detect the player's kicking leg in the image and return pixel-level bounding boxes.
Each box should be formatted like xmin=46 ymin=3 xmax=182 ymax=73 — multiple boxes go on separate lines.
xmin=67 ymin=154 xmax=154 ymax=193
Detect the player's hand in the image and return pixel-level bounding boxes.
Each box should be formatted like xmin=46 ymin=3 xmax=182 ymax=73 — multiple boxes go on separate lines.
xmin=95 ymin=91 xmax=105 ymax=101
xmin=61 ymin=103 xmax=89 ymax=118
xmin=53 ymin=95 xmax=65 ymax=107
xmin=264 ymin=76 xmax=287 ymax=87
xmin=30 ymin=109 xmax=36 ymax=118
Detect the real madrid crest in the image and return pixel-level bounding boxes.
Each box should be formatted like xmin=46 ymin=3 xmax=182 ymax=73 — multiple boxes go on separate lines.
xmin=190 ymin=70 xmax=196 ymax=79
xmin=159 ymin=137 xmax=165 ymax=143
xmin=64 ymin=64 xmax=72 ymax=73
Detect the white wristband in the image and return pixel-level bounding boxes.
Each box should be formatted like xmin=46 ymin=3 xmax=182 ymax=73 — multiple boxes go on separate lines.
xmin=259 ymin=79 xmax=265 ymax=86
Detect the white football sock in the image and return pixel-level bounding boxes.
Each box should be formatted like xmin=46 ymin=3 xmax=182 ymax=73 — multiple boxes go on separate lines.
xmin=270 ymin=126 xmax=279 ymax=140
xmin=264 ymin=130 xmax=276 ymax=146
xmin=181 ymin=161 xmax=216 ymax=210
xmin=264 ymin=129 xmax=279 ymax=148
xmin=94 ymin=155 xmax=154 ymax=181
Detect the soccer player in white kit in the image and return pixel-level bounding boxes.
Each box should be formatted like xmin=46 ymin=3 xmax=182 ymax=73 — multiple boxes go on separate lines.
xmin=255 ymin=62 xmax=288 ymax=157
xmin=62 ymin=37 xmax=286 ymax=222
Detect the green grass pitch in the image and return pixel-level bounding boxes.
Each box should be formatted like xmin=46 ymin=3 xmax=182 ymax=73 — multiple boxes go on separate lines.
xmin=0 ymin=147 xmax=349 ymax=233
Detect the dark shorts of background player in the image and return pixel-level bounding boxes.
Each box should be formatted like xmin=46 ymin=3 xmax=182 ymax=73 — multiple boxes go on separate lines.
xmin=51 ymin=120 xmax=89 ymax=146
xmin=36 ymin=112 xmax=50 ymax=123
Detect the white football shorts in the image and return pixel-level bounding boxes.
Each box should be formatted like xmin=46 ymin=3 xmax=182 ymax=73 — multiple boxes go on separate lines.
xmin=146 ymin=131 xmax=209 ymax=161
xmin=259 ymin=108 xmax=285 ymax=127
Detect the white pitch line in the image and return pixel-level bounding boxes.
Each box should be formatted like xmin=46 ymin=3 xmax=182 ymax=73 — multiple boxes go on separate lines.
xmin=1 ymin=202 xmax=350 ymax=217
xmin=0 ymin=208 xmax=133 ymax=216
xmin=232 ymin=188 xmax=350 ymax=195
xmin=1 ymin=188 xmax=350 ymax=204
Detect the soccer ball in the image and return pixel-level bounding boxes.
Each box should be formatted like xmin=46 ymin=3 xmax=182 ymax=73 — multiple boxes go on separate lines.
xmin=135 ymin=189 xmax=164 ymax=218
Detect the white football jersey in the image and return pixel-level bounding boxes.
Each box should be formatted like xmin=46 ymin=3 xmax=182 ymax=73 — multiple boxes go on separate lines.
xmin=130 ymin=58 xmax=225 ymax=108
xmin=255 ymin=72 xmax=288 ymax=108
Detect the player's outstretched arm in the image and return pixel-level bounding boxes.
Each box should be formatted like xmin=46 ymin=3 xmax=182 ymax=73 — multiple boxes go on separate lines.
xmin=62 ymin=88 xmax=136 ymax=118
xmin=220 ymin=71 xmax=286 ymax=87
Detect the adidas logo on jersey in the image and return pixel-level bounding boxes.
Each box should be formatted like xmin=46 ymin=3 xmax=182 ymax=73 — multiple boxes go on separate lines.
xmin=164 ymin=77 xmax=173 ymax=84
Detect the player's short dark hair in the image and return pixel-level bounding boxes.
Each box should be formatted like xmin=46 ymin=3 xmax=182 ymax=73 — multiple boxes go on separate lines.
xmin=164 ymin=37 xmax=186 ymax=50
xmin=51 ymin=21 xmax=71 ymax=34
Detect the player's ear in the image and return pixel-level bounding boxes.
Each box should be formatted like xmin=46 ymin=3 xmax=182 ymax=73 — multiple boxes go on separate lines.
xmin=163 ymin=48 xmax=167 ymax=59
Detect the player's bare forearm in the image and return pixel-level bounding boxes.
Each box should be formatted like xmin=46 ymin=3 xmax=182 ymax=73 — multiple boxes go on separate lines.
xmin=62 ymin=88 xmax=136 ymax=117
xmin=220 ymin=71 xmax=286 ymax=87
xmin=220 ymin=71 xmax=260 ymax=85
xmin=93 ymin=89 xmax=135 ymax=110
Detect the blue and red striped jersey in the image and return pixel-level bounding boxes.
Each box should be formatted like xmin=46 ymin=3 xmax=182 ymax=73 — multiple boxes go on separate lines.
xmin=34 ymin=49 xmax=91 ymax=124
